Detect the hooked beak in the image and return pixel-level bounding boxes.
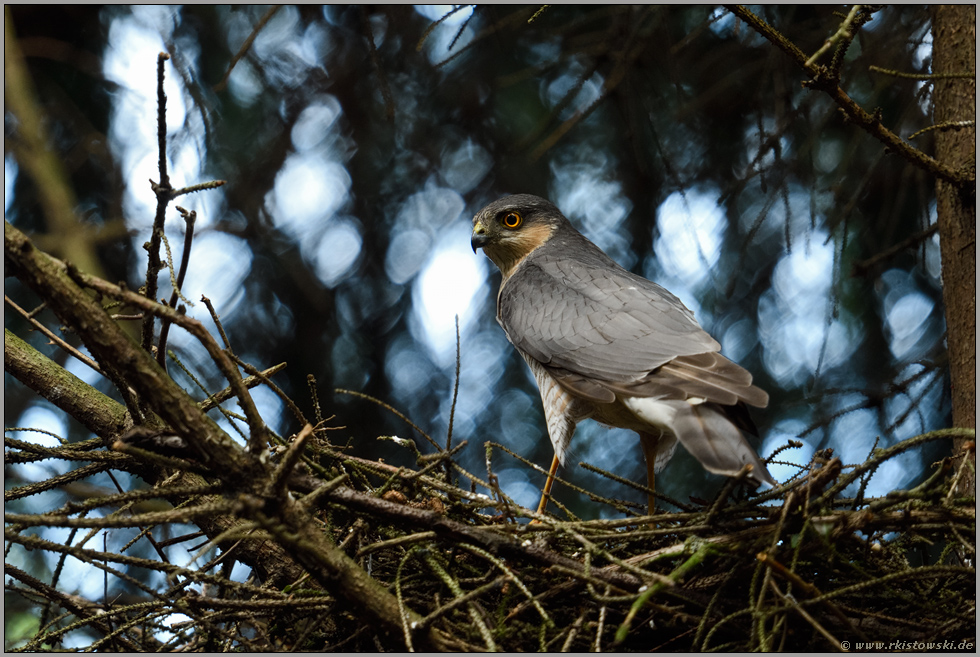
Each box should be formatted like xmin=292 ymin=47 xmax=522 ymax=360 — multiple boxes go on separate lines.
xmin=471 ymin=221 xmax=488 ymax=253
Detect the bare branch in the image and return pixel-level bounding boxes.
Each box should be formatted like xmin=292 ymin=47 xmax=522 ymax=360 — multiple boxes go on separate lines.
xmin=726 ymin=5 xmax=972 ymax=190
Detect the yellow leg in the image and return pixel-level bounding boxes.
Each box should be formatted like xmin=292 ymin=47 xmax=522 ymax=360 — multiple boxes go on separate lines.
xmin=638 ymin=433 xmax=660 ymax=516
xmin=645 ymin=456 xmax=656 ymax=516
xmin=535 ymin=454 xmax=561 ymax=516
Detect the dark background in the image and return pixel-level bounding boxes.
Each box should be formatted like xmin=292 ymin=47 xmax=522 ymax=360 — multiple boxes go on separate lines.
xmin=5 ymin=5 xmax=950 ymax=521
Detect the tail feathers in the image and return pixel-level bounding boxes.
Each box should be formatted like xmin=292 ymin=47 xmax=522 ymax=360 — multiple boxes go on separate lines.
xmin=624 ymin=396 xmax=776 ymax=486
xmin=671 ymin=402 xmax=776 ymax=486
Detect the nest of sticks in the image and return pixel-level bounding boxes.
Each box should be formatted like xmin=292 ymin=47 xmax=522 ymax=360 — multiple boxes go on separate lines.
xmin=7 ymin=408 xmax=973 ymax=652
xmin=278 ymin=424 xmax=976 ymax=651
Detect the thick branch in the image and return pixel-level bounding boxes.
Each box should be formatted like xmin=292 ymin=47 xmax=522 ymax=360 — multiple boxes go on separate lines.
xmin=932 ymin=4 xmax=976 ymax=495
xmin=4 ymin=329 xmax=130 ymax=438
xmin=5 ymin=219 xmax=254 ymax=479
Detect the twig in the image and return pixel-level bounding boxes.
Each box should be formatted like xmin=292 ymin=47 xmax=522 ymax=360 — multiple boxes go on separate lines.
xmin=704 ymin=463 xmax=753 ymax=524
xmin=851 ymin=223 xmax=939 ymax=276
xmin=445 ymin=315 xmax=461 ymax=484
xmin=141 ymin=52 xmax=173 ymax=354
xmin=296 ymin=473 xmax=349 ymax=510
xmin=579 ymin=459 xmax=694 ymax=512
xmin=5 ymin=500 xmax=237 ymax=529
xmin=200 ymin=295 xmax=233 ymax=350
xmin=614 ymin=543 xmax=711 ymax=645
xmin=356 ymin=531 xmax=438 ymax=558
xmin=5 ymin=294 xmax=103 ymax=374
xmin=423 ymin=551 xmax=498 ymax=651
xmin=768 ymin=580 xmax=844 ymax=652
xmin=155 ymin=207 xmax=196 ymax=370
xmin=416 ymin=5 xmax=471 ymax=51
xmin=269 ymin=423 xmax=313 ymax=498
xmin=725 ymin=5 xmax=971 ymax=190
xmin=528 ymin=12 xmax=652 ymax=161
xmin=5 ymin=564 xmax=141 ymax=652
xmin=394 ymin=549 xmax=417 ymax=652
xmin=415 ymin=575 xmax=507 ymax=630
xmin=199 ymin=362 xmax=287 ymax=412
xmin=758 ymin=551 xmax=868 ymax=642
xmin=231 ymin=353 xmax=306 ymax=427
xmin=909 ymin=120 xmax=976 ymax=140
xmin=335 ymin=388 xmax=442 ymax=452
xmin=869 ymin=64 xmax=976 ymax=81
xmin=804 ymin=5 xmax=862 ymax=68
xmin=171 ymin=180 xmax=227 ymax=198
xmin=4 ymin=462 xmax=110 ymax=502
xmin=817 ymin=429 xmax=974 ymax=506
xmin=168 ymin=207 xmax=196 ymax=305
xmin=459 ymin=542 xmax=554 ymax=628
xmin=307 ymin=373 xmax=325 ymax=427
xmin=214 ymin=5 xmax=281 ymax=93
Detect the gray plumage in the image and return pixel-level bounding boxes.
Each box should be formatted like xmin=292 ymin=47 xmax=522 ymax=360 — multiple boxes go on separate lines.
xmin=472 ymin=194 xmax=775 ymax=490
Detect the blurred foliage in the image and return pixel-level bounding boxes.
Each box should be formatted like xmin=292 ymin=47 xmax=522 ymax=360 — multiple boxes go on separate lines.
xmin=4 ymin=5 xmax=968 ymax=650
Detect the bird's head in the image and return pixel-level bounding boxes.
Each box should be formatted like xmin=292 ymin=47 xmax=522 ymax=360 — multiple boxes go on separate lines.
xmin=471 ymin=194 xmax=565 ymax=277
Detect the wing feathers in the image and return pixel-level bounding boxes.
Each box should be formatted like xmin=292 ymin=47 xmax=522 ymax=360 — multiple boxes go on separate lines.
xmin=658 ymin=354 xmax=769 ymax=408
xmin=499 ymin=230 xmax=767 ymax=410
xmin=546 ymin=351 xmax=767 ymax=410
xmin=498 ymin=229 xmax=719 ymax=379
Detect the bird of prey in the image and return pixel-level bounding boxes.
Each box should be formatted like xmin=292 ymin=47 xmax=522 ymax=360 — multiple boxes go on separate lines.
xmin=470 ymin=194 xmax=776 ymax=515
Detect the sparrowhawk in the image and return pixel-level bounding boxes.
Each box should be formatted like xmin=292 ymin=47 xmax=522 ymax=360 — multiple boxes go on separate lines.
xmin=471 ymin=194 xmax=776 ymax=515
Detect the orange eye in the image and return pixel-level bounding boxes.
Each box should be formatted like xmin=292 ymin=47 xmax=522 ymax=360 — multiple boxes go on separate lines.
xmin=501 ymin=212 xmax=522 ymax=229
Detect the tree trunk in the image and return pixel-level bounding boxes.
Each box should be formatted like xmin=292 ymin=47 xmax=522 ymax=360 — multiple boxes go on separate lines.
xmin=931 ymin=5 xmax=976 ymax=491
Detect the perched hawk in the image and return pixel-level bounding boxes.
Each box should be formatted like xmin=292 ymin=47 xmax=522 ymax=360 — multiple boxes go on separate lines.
xmin=471 ymin=194 xmax=775 ymax=514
